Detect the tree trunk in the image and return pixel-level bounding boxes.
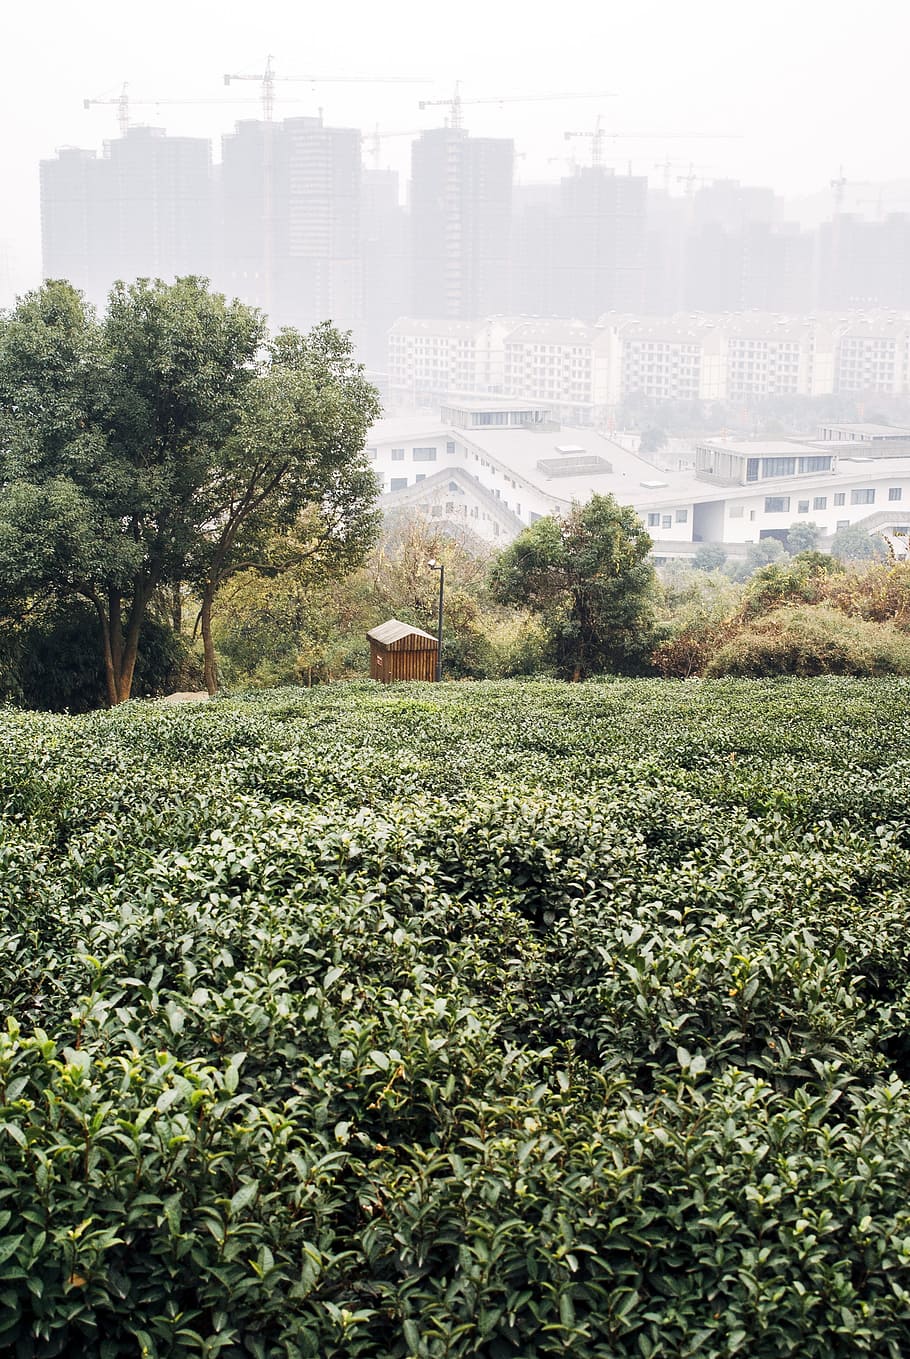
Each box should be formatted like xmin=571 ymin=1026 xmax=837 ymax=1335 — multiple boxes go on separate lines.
xmin=93 ymin=581 xmax=156 ymax=705
xmin=201 ymin=585 xmax=219 ymax=696
xmin=94 ymin=600 xmax=119 ymax=708
xmin=117 ymin=591 xmax=150 ymax=703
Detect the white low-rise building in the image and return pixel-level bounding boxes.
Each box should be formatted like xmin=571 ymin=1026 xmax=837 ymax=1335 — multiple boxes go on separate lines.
xmin=366 ymin=402 xmax=910 ymax=555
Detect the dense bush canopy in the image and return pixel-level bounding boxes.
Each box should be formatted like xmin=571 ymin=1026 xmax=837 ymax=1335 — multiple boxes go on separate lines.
xmin=2 ymin=679 xmax=910 ymax=1356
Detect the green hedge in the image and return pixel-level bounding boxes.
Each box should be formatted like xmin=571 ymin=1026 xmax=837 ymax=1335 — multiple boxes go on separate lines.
xmin=2 ymin=680 xmax=910 ymax=1355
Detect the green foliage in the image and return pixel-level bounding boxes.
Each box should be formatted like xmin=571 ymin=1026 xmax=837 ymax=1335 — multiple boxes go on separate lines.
xmin=638 ymin=426 xmax=667 ymax=454
xmin=830 ymin=524 xmax=890 ymax=563
xmin=489 ymin=495 xmax=657 ymax=678
xmin=0 ymin=282 xmax=379 ymax=705
xmin=787 ymin=521 xmax=821 ymax=554
xmin=725 ymin=537 xmax=787 ymax=583
xmin=0 ymin=602 xmax=188 ymax=712
xmin=705 ymin=605 xmax=910 ymax=677
xmin=4 ymin=680 xmax=910 ymax=1354
xmin=740 ymin=551 xmax=845 ymax=620
xmin=692 ymin=543 xmax=727 ymax=572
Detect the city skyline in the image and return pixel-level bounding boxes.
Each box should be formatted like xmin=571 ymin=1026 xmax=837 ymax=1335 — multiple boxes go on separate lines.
xmin=3 ymin=0 xmax=910 ymax=305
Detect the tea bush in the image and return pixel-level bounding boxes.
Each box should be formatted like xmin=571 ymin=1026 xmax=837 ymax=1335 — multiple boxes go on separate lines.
xmin=2 ymin=679 xmax=910 ymax=1356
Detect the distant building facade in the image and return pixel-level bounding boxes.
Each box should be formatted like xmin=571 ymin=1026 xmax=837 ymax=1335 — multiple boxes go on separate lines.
xmin=366 ymin=400 xmax=910 ymax=556
xmin=41 ymin=127 xmax=214 ymax=308
xmin=386 ymin=310 xmax=910 ymax=419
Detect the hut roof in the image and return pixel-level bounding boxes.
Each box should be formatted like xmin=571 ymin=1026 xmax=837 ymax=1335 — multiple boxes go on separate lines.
xmin=367 ymin=618 xmax=438 ymax=646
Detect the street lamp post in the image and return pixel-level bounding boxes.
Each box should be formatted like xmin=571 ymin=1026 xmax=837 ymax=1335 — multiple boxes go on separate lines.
xmin=428 ymin=558 xmax=444 ymax=682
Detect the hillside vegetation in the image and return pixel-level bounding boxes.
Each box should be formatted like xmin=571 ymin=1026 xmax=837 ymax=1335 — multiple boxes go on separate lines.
xmin=2 ymin=679 xmax=910 ymax=1357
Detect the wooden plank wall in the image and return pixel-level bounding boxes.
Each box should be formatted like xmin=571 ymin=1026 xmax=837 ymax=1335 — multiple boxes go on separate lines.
xmin=369 ymin=640 xmax=438 ymax=683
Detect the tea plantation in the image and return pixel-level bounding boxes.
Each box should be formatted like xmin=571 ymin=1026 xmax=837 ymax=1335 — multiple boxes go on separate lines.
xmin=2 ymin=678 xmax=910 ymax=1358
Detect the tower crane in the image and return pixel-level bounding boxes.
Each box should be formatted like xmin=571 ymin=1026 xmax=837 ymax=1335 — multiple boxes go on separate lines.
xmin=366 ymin=126 xmax=425 ymax=170
xmin=225 ymin=54 xmax=428 ymax=122
xmin=82 ymin=82 xmax=311 ymax=135
xmin=676 ymin=163 xmax=713 ymax=196
xmin=418 ymin=83 xmax=615 ymax=132
xmin=83 ymin=84 xmax=133 ymax=136
xmin=830 ymin=171 xmax=890 ymax=217
xmin=564 ymin=119 xmax=739 ymax=173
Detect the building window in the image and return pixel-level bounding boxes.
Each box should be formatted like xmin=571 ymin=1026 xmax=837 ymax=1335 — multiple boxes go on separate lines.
xmin=728 ymin=506 xmax=744 ymax=518
xmin=836 ymin=519 xmax=849 ymax=530
xmin=797 ymin=500 xmax=810 ymax=514
xmin=431 ymin=505 xmax=443 ymax=517
xmin=391 ymin=447 xmax=405 ymax=461
xmin=813 ymin=496 xmax=827 ymax=511
xmin=851 ymin=489 xmax=875 ymax=506
xmin=676 ymin=508 xmax=688 ymax=523
xmin=412 ymin=447 xmax=437 ymax=461
xmin=366 ymin=447 xmax=378 ymax=461
xmin=764 ymin=496 xmax=791 ymax=513
xmin=761 ymin=458 xmax=797 ymax=478
xmin=648 ymin=513 xmax=660 ymax=526
xmin=834 ymin=493 xmax=846 ymax=507
xmin=415 ymin=474 xmax=426 ymax=483
xmin=749 ymin=511 xmax=756 ymax=521
xmin=390 ymin=477 xmax=407 ymax=492
xmin=662 ymin=514 xmax=672 ymax=529
xmin=798 ymin=456 xmax=833 ymax=474
xmin=446 ymin=441 xmax=456 ymax=455
xmin=889 ymin=487 xmax=903 ymax=502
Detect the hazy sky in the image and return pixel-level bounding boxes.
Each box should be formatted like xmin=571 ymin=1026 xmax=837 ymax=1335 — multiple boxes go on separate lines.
xmin=1 ymin=0 xmax=908 ymax=304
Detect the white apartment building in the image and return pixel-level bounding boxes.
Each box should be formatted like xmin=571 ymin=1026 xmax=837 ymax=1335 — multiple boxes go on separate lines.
xmin=386 ymin=316 xmax=520 ymax=406
xmin=387 ymin=311 xmax=910 ymax=418
xmin=618 ymin=316 xmax=728 ymax=402
xmin=502 ymin=320 xmax=623 ymax=425
xmin=833 ymin=315 xmax=910 ymax=395
xmin=725 ymin=318 xmax=835 ymax=399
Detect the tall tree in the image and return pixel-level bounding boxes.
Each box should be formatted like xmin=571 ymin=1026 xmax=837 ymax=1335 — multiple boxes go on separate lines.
xmin=489 ymin=494 xmax=656 ymax=679
xmin=0 ymin=281 xmax=380 ymax=704
xmin=0 ymin=278 xmax=263 ymax=704
xmin=193 ymin=323 xmax=381 ymax=694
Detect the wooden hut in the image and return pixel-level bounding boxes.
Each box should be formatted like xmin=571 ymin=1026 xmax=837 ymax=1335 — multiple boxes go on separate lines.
xmin=367 ymin=619 xmax=439 ymax=683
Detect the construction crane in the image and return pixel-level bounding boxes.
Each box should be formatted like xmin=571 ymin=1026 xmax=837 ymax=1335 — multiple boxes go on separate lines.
xmin=83 ymin=82 xmax=292 ymax=135
xmin=418 ymin=83 xmax=615 ymax=132
xmin=83 ymin=84 xmax=134 ymax=136
xmin=830 ymin=170 xmax=901 ymax=218
xmin=830 ymin=167 xmax=848 ymax=214
xmin=366 ymin=126 xmax=425 ymax=170
xmin=564 ymin=119 xmax=739 ymax=173
xmin=225 ymin=54 xmax=428 ymax=122
xmin=676 ymin=163 xmax=713 ymax=196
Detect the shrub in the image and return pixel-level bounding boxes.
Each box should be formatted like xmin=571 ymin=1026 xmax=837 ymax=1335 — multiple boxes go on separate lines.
xmin=692 ymin=543 xmax=727 ymax=571
xmin=830 ymin=524 xmax=890 ymax=562
xmin=1 ymin=601 xmax=189 ymax=711
xmin=5 ymin=680 xmax=910 ymax=1355
xmin=740 ymin=551 xmax=844 ymax=619
xmin=705 ymin=604 xmax=910 ymax=677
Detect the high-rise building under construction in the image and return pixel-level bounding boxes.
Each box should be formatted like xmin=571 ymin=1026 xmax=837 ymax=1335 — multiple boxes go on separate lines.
xmin=40 ymin=126 xmax=213 ymax=309
xmin=409 ymin=127 xmax=513 ymax=319
xmin=219 ymin=115 xmax=362 ymax=334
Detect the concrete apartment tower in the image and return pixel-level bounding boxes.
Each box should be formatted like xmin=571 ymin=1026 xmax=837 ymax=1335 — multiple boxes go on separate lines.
xmin=41 ymin=127 xmax=213 ymax=308
xmin=410 ymin=127 xmax=514 ymax=319
xmin=557 ymin=166 xmax=648 ymax=319
xmin=220 ymin=115 xmax=362 ymax=336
